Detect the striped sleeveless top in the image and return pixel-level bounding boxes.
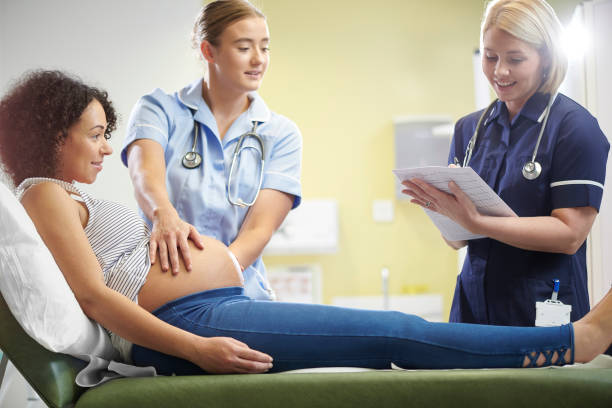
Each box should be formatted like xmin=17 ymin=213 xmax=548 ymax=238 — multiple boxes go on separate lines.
xmin=16 ymin=177 xmax=151 ymax=359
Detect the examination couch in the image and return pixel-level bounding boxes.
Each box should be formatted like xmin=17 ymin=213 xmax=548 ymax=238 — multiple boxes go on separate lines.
xmin=1 ymin=293 xmax=612 ymax=408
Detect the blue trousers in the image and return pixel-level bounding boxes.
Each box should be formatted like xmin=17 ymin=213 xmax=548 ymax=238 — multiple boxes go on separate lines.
xmin=132 ymin=287 xmax=574 ymax=375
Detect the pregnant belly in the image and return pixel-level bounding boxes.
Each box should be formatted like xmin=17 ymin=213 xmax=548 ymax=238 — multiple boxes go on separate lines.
xmin=137 ymin=236 xmax=244 ymax=312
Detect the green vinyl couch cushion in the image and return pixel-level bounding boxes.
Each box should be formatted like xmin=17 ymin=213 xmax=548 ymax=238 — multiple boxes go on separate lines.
xmin=75 ymin=366 xmax=612 ymax=408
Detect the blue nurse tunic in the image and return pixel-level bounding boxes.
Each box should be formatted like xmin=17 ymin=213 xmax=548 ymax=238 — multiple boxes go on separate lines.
xmin=447 ymin=92 xmax=609 ymax=326
xmin=121 ymin=79 xmax=303 ymax=300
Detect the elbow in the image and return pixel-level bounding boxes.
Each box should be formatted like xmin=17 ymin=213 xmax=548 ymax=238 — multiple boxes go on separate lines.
xmin=562 ymin=244 xmax=581 ymax=256
xmin=551 ymin=208 xmax=597 ymax=255
xmin=560 ymin=236 xmax=587 ymax=255
xmin=442 ymin=233 xmax=467 ymax=250
xmin=74 ymin=289 xmax=107 ymax=321
xmin=76 ymin=296 xmax=99 ymax=319
xmin=449 ymin=240 xmax=468 ymax=250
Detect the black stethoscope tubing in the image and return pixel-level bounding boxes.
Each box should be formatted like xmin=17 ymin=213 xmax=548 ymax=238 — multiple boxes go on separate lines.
xmin=463 ymin=93 xmax=556 ymax=180
xmin=182 ymin=123 xmax=203 ymax=169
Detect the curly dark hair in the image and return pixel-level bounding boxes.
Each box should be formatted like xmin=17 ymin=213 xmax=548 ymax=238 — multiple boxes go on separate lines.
xmin=0 ymin=70 xmax=117 ymax=187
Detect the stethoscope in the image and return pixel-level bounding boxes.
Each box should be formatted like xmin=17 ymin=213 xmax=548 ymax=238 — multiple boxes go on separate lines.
xmin=182 ymin=121 xmax=274 ymax=299
xmin=182 ymin=120 xmax=265 ymax=207
xmin=463 ymin=93 xmax=557 ymax=180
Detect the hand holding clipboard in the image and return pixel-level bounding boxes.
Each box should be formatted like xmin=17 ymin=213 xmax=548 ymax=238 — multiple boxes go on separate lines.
xmin=393 ymin=166 xmax=517 ymax=241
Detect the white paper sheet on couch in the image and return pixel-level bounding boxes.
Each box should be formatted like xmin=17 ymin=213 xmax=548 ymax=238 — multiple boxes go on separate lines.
xmin=393 ymin=166 xmax=517 ymax=241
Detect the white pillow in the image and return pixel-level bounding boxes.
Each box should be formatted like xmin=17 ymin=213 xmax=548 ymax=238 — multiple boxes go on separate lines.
xmin=0 ymin=181 xmax=116 ymax=360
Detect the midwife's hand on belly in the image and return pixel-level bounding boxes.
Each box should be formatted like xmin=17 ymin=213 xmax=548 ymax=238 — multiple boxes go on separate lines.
xmin=149 ymin=206 xmax=205 ymax=275
xmin=189 ymin=336 xmax=273 ymax=374
xmin=138 ymin=237 xmax=244 ymax=312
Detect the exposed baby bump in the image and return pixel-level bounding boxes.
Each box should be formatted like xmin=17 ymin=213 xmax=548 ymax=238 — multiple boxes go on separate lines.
xmin=191 ymin=236 xmax=244 ymax=283
xmin=138 ymin=237 xmax=243 ymax=312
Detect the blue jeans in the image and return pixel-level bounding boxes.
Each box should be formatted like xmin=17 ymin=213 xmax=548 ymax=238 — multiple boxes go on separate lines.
xmin=132 ymin=287 xmax=574 ymax=375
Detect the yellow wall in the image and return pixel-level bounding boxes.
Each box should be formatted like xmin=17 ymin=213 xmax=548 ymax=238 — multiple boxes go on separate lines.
xmin=258 ymin=0 xmax=581 ymax=318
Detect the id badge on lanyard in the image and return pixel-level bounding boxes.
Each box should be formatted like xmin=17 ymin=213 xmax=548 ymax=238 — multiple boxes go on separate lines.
xmin=535 ymin=279 xmax=572 ymax=327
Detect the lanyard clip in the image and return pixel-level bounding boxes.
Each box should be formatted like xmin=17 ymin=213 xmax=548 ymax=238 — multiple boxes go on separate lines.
xmin=550 ymin=279 xmax=560 ymax=302
xmin=536 ymin=279 xmax=571 ymax=327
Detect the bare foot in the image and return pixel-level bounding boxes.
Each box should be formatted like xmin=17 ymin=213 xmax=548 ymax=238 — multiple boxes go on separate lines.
xmin=573 ymin=320 xmax=607 ymax=363
xmin=573 ymin=289 xmax=612 ymax=363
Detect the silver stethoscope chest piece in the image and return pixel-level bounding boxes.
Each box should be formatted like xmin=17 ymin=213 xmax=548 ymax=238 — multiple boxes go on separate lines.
xmin=182 ymin=124 xmax=202 ymax=169
xmin=181 ymin=118 xmax=265 ymax=207
xmin=522 ymin=161 xmax=542 ymax=180
xmin=182 ymin=151 xmax=202 ymax=169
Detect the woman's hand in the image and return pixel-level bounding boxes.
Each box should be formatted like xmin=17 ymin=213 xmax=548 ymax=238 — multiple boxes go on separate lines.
xmin=401 ymin=178 xmax=482 ymax=233
xmin=150 ymin=206 xmax=205 ymax=275
xmin=191 ymin=336 xmax=274 ymax=374
xmin=403 ymin=177 xmax=598 ymax=254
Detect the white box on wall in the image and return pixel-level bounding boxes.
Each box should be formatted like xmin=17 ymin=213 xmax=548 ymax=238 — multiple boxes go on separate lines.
xmin=264 ymin=199 xmax=338 ymax=255
xmin=393 ymin=116 xmax=453 ymax=200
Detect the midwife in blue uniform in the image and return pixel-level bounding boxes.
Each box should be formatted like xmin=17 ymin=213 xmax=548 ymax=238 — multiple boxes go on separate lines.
xmin=402 ymin=0 xmax=609 ymax=326
xmin=122 ymin=0 xmax=301 ymax=300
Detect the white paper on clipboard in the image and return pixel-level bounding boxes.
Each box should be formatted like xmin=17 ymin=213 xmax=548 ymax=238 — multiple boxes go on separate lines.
xmin=393 ymin=166 xmax=517 ymax=241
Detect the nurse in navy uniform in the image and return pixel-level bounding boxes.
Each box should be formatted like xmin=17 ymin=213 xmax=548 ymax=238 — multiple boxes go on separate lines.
xmin=402 ymin=0 xmax=609 ymax=327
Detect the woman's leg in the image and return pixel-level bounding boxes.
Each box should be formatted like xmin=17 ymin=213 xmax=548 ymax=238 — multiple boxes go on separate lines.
xmin=132 ymin=287 xmax=574 ymax=375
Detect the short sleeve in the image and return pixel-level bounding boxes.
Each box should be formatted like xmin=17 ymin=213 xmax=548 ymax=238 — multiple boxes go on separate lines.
xmin=261 ymin=117 xmax=302 ymax=208
xmin=550 ymin=108 xmax=610 ymax=211
xmin=121 ymin=89 xmax=173 ymax=167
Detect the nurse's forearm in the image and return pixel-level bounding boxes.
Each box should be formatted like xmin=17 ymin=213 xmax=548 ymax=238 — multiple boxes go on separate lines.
xmin=127 ymin=140 xmax=205 ymax=273
xmin=126 ymin=140 xmax=175 ymax=221
xmin=229 ymin=228 xmax=272 ymax=270
xmin=471 ymin=207 xmax=597 ymax=254
xmin=229 ymin=189 xmax=294 ymax=269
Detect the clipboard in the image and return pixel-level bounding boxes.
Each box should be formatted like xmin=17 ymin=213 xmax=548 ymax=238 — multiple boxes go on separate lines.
xmin=393 ymin=166 xmax=517 ymax=241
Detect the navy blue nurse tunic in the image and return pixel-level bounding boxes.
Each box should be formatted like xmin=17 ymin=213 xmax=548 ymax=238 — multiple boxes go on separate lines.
xmin=447 ymin=92 xmax=609 ymax=326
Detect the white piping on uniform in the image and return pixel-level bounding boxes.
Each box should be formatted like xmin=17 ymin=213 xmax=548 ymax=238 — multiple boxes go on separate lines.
xmin=134 ymin=123 xmax=167 ymax=137
xmin=264 ymin=171 xmax=300 ymax=184
xmin=550 ymin=179 xmax=604 ymax=189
